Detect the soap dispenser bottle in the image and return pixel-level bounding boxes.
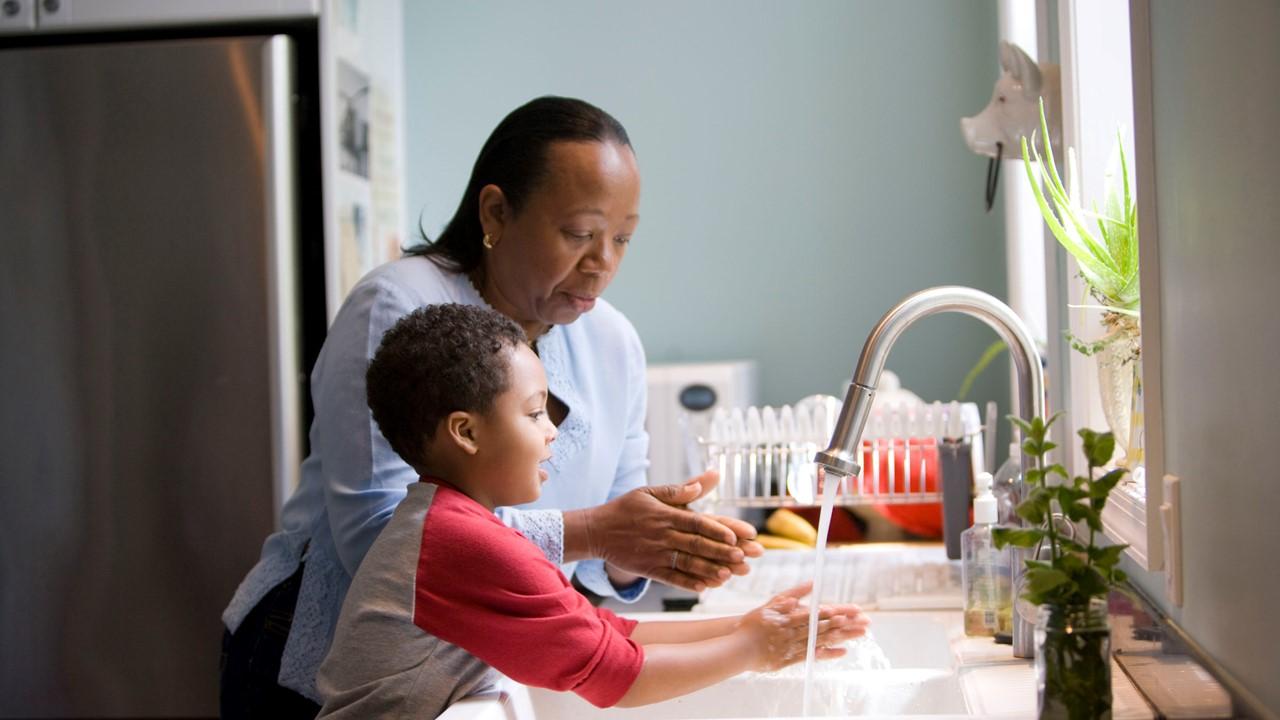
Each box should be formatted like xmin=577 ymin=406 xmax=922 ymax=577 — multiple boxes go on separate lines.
xmin=961 ymin=471 xmax=1012 ymax=637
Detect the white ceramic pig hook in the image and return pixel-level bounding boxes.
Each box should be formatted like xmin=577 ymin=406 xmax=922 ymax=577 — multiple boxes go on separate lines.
xmin=961 ymin=41 xmax=1062 ymax=211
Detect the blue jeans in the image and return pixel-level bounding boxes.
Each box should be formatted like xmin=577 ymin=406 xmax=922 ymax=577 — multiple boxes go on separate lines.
xmin=219 ymin=564 xmax=320 ymax=719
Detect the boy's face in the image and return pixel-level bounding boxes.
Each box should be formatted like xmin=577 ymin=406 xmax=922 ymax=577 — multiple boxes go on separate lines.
xmin=471 ymin=344 xmax=558 ymax=508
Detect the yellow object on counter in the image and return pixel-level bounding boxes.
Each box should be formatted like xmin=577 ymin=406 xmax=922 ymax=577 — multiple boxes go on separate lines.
xmin=756 ymin=533 xmax=813 ymax=550
xmin=765 ymin=508 xmax=817 ymax=546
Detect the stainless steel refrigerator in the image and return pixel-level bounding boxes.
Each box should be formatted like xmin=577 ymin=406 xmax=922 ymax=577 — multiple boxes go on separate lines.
xmin=0 ymin=27 xmax=325 ymax=717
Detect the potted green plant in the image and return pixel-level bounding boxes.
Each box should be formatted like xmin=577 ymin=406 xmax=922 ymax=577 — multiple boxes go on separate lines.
xmin=994 ymin=412 xmax=1129 ymax=720
xmin=1023 ymin=99 xmax=1141 ymax=460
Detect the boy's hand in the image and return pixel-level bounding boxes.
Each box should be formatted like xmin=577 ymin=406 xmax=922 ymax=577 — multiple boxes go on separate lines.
xmin=736 ymin=582 xmax=871 ymax=672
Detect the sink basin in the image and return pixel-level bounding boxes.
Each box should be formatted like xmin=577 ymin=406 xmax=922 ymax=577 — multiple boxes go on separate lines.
xmin=437 ymin=607 xmax=1152 ymax=720
xmin=528 ymin=669 xmax=965 ymax=719
xmin=521 ymin=611 xmax=968 ymax=719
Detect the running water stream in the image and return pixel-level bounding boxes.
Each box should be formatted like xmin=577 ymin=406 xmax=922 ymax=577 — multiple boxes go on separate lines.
xmin=800 ymin=468 xmax=843 ymax=716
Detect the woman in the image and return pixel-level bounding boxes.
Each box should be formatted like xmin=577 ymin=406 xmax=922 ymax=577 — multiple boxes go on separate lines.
xmin=220 ymin=96 xmax=762 ymax=717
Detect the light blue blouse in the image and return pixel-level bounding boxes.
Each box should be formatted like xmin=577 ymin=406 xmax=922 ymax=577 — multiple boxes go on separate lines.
xmin=222 ymin=256 xmax=651 ymax=702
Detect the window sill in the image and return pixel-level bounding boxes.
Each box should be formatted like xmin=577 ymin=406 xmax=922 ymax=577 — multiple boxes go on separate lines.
xmin=1101 ymin=471 xmax=1152 ymax=569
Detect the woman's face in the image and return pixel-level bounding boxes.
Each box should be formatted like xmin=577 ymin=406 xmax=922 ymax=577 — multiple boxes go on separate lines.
xmin=478 ymin=140 xmax=640 ymax=334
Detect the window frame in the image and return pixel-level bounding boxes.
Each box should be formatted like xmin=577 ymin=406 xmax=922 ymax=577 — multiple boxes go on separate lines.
xmin=1050 ymin=0 xmax=1164 ymax=571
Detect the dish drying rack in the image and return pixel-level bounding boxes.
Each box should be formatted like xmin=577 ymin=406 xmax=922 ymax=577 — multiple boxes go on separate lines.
xmin=688 ymin=396 xmax=987 ymax=509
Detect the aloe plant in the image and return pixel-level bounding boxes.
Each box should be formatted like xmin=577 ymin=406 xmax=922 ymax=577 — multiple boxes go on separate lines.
xmin=958 ymin=111 xmax=1141 ymax=398
xmin=1023 ymin=99 xmax=1140 ymax=316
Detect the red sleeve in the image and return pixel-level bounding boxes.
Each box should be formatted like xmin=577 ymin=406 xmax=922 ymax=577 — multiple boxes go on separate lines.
xmin=414 ymin=489 xmax=643 ymax=708
xmin=595 ymin=606 xmax=639 ymax=637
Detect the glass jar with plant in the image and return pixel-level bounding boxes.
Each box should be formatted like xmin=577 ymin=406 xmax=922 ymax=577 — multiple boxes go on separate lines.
xmin=994 ymin=412 xmax=1129 ymax=720
xmin=1023 ymin=99 xmax=1141 ymax=462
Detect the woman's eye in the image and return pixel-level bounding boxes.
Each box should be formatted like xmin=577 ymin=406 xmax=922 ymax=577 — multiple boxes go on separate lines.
xmin=529 ymin=410 xmax=546 ymax=421
xmin=566 ymin=230 xmax=594 ymax=241
xmin=614 ymin=235 xmax=631 ymax=246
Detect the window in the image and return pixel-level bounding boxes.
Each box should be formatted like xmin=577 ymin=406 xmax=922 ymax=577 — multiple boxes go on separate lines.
xmin=1040 ymin=0 xmax=1163 ymax=570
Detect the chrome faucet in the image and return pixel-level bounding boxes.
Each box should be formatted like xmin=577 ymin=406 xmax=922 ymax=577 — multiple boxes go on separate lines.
xmin=814 ymin=285 xmax=1044 ymax=658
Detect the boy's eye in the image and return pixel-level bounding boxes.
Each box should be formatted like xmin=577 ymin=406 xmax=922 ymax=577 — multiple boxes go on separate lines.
xmin=614 ymin=235 xmax=631 ymax=246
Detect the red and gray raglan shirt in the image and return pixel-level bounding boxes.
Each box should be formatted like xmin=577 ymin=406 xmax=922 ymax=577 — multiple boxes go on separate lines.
xmin=315 ymin=479 xmax=644 ymax=718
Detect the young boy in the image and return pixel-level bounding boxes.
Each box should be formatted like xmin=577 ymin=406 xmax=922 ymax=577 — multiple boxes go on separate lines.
xmin=316 ymin=304 xmax=868 ymax=717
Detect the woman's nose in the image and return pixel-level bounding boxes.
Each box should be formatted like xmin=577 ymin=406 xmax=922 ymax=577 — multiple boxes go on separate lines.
xmin=579 ymin=236 xmax=617 ymax=276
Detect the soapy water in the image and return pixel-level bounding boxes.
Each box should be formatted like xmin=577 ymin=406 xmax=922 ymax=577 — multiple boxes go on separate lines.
xmin=801 ymin=467 xmax=842 ymax=716
xmin=775 ymin=633 xmax=893 ymax=677
xmin=747 ymin=633 xmax=895 ymax=717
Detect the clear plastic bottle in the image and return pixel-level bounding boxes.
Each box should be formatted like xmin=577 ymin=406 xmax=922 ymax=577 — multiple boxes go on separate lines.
xmin=992 ymin=441 xmax=1022 ymax=526
xmin=962 ymin=472 xmax=1013 ymax=637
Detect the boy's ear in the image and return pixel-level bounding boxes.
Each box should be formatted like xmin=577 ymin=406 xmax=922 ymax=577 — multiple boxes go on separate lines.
xmin=445 ymin=411 xmax=480 ymax=455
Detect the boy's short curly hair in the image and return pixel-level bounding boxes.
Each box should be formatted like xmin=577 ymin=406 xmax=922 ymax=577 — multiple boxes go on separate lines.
xmin=366 ymin=303 xmax=527 ymax=472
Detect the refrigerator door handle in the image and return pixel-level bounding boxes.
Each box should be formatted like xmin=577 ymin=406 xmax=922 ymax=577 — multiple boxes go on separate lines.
xmin=263 ymin=34 xmax=303 ymax=524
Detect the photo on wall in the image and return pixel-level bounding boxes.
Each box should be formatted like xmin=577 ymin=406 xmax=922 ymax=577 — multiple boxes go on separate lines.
xmin=338 ymin=192 xmax=371 ymax=296
xmin=370 ymin=87 xmax=403 ymax=265
xmin=337 ymin=60 xmax=370 ymax=178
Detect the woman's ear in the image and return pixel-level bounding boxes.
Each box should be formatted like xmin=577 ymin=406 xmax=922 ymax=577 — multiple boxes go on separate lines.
xmin=477 ymin=184 xmax=509 ymax=242
xmin=445 ymin=411 xmax=480 ymax=455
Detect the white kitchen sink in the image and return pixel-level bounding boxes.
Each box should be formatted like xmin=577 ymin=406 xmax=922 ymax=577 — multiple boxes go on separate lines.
xmin=526 ymin=611 xmax=964 ymax=719
xmin=440 ymin=610 xmax=977 ymax=720
xmin=437 ymin=607 xmax=1154 ymax=720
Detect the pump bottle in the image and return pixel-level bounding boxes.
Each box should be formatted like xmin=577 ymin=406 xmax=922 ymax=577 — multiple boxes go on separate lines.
xmin=961 ymin=471 xmax=1012 ymax=637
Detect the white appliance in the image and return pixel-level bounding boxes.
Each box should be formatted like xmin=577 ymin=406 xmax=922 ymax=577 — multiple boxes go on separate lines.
xmin=646 ymin=361 xmax=758 ymax=486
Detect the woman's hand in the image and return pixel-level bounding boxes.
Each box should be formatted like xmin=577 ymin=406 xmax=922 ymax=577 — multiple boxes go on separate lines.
xmin=736 ymin=582 xmax=871 ymax=673
xmin=564 ymin=470 xmax=764 ymax=592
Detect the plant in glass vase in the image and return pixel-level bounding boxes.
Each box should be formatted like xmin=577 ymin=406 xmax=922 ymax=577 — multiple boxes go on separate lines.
xmin=1023 ymin=99 xmax=1140 ymax=462
xmin=995 ymin=412 xmax=1129 ymax=720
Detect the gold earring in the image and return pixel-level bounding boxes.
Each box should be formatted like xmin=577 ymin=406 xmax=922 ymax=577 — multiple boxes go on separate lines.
xmin=482 ymin=233 xmax=494 ymax=249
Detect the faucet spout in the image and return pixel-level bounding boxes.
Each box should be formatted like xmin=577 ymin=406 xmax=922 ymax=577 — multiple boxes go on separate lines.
xmin=814 ymin=285 xmax=1044 ymax=658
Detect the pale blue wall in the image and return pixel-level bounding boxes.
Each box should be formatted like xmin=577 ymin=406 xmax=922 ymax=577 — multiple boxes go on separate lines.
xmin=403 ymin=0 xmax=1008 ymax=411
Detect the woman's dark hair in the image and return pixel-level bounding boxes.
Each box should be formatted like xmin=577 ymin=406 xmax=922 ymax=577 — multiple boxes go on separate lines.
xmin=406 ymin=96 xmax=633 ymax=272
xmin=366 ymin=303 xmax=527 ymax=472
